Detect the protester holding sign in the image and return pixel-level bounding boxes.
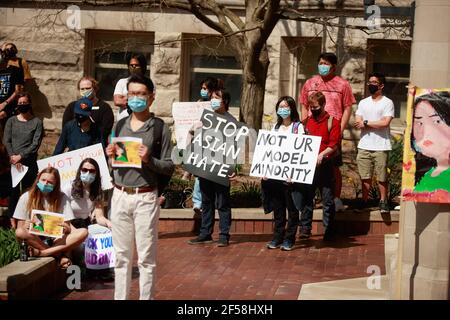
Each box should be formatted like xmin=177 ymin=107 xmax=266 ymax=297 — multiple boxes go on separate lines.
xmin=261 ymin=96 xmax=306 ymax=251
xmin=3 ymin=92 xmax=43 ymax=229
xmin=14 ymin=167 xmax=88 ymax=269
xmin=54 ymin=97 xmax=105 ymax=155
xmin=188 ymin=89 xmax=237 ymax=248
xmin=300 ymin=92 xmax=341 ymax=241
xmin=105 ymin=74 xmax=174 ymax=300
xmin=63 ymin=158 xmax=111 ymax=229
xmin=63 ymin=158 xmax=113 ymax=279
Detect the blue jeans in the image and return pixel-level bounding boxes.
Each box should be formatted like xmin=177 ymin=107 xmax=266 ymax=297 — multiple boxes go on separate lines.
xmin=299 ymin=160 xmax=336 ymax=233
xmin=198 ymin=178 xmax=232 ymax=241
xmin=192 ymin=177 xmax=202 ymax=209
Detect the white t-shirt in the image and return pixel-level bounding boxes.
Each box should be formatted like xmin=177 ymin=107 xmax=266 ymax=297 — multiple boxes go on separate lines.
xmin=271 ymin=122 xmax=305 ymax=134
xmin=62 ymin=184 xmax=95 ymax=220
xmin=356 ymin=96 xmax=395 ymax=151
xmin=114 ymin=78 xmax=129 ymax=121
xmin=13 ymin=191 xmax=75 ymax=222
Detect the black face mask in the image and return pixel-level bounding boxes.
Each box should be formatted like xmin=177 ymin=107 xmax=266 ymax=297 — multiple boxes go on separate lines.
xmin=368 ymin=84 xmax=380 ymax=95
xmin=75 ymin=115 xmax=90 ymax=127
xmin=17 ymin=104 xmax=31 ymax=114
xmin=311 ymin=108 xmax=322 ymax=118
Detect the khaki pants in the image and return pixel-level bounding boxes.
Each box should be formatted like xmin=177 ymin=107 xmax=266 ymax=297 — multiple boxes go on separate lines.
xmin=110 ymin=188 xmax=160 ymax=300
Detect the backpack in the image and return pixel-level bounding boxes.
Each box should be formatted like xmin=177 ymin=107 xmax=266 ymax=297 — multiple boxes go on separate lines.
xmin=114 ymin=115 xmax=174 ymax=196
xmin=274 ymin=121 xmax=302 ymax=134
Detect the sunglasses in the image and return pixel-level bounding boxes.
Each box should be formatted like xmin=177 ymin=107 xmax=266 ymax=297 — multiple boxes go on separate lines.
xmin=81 ymin=168 xmax=96 ymax=174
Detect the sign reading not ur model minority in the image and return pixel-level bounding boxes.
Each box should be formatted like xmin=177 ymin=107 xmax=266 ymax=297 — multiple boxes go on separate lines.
xmin=250 ymin=130 xmax=322 ymax=184
xmin=182 ymin=109 xmax=249 ymax=186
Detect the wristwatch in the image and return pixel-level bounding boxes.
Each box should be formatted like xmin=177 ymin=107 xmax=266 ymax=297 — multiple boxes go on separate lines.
xmin=363 ymin=120 xmax=368 ymax=126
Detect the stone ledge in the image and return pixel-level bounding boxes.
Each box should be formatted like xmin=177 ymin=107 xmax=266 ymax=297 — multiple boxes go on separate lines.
xmin=160 ymin=208 xmax=400 ymax=222
xmin=0 ymin=257 xmax=66 ymax=300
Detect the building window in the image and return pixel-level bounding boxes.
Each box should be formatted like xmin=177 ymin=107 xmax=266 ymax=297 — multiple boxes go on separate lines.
xmin=181 ymin=34 xmax=242 ymax=108
xmin=279 ymin=37 xmax=322 ymax=103
xmin=366 ymin=39 xmax=411 ymax=120
xmin=85 ymin=30 xmax=154 ymax=102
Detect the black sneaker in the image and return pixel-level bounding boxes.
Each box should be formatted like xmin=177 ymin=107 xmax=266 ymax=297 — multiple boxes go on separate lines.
xmin=299 ymin=229 xmax=312 ymax=239
xmin=379 ymin=200 xmax=390 ymax=213
xmin=280 ymin=240 xmax=294 ymax=251
xmin=217 ymin=239 xmax=229 ymax=247
xmin=188 ymin=236 xmax=213 ymax=245
xmin=266 ymin=240 xmax=282 ymax=249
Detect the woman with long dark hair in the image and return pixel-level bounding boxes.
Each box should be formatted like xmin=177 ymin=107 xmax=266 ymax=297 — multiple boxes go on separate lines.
xmin=14 ymin=167 xmax=88 ymax=268
xmin=262 ymin=96 xmax=305 ymax=251
xmin=409 ymin=91 xmax=450 ymax=201
xmin=63 ymin=158 xmax=111 ymax=229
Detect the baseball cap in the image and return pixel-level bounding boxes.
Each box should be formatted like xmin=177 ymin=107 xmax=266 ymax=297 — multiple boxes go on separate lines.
xmin=74 ymin=98 xmax=93 ymax=116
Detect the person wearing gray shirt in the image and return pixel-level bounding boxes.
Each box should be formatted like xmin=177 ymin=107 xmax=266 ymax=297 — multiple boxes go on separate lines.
xmin=3 ymin=92 xmax=43 ymax=228
xmin=105 ymin=74 xmax=174 ymax=300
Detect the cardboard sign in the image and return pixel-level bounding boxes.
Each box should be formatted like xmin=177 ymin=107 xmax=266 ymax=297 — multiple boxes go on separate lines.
xmin=84 ymin=229 xmax=115 ymax=270
xmin=250 ymin=130 xmax=321 ymax=184
xmin=401 ymin=87 xmax=450 ymax=203
xmin=11 ymin=164 xmax=28 ymax=188
xmin=172 ymin=101 xmax=211 ymax=149
xmin=37 ymin=143 xmax=113 ymax=190
xmin=182 ymin=109 xmax=249 ymax=186
xmin=29 ymin=209 xmax=64 ymax=239
xmin=111 ymin=137 xmax=143 ymax=168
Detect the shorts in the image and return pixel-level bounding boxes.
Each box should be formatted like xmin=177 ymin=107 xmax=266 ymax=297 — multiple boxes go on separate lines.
xmin=356 ymin=149 xmax=389 ymax=182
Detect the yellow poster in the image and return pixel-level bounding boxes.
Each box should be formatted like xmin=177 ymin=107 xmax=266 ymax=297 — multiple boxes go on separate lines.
xmin=111 ymin=137 xmax=143 ymax=168
xmin=29 ymin=209 xmax=65 ymax=238
xmin=401 ymin=87 xmax=450 ymax=203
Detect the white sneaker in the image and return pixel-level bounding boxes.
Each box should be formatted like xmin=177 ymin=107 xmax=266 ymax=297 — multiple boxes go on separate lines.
xmin=334 ymin=198 xmax=345 ymax=212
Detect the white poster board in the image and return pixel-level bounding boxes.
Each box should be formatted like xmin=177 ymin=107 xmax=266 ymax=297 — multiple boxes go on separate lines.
xmin=11 ymin=164 xmax=28 ymax=188
xmin=84 ymin=229 xmax=115 ymax=270
xmin=172 ymin=101 xmax=211 ymax=149
xmin=37 ymin=143 xmax=113 ymax=190
xmin=250 ymin=130 xmax=322 ymax=184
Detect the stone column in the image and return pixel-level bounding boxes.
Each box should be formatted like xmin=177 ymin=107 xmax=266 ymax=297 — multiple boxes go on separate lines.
xmin=395 ymin=0 xmax=450 ymax=300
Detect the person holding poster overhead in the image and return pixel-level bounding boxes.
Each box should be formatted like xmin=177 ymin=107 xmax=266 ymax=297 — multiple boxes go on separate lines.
xmin=13 ymin=167 xmax=88 ymax=269
xmin=300 ymin=91 xmax=341 ymax=241
xmin=262 ymin=96 xmax=305 ymax=251
xmin=188 ymin=89 xmax=236 ymax=247
xmin=105 ymin=74 xmax=174 ymax=300
xmin=3 ymin=92 xmax=43 ymax=229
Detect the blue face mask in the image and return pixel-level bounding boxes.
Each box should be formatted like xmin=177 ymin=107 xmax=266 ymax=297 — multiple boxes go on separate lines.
xmin=211 ymin=98 xmax=222 ymax=110
xmin=128 ymin=96 xmax=148 ymax=113
xmin=318 ymin=64 xmax=331 ymax=76
xmin=200 ymin=89 xmax=209 ymax=100
xmin=80 ymin=172 xmax=96 ymax=185
xmin=37 ymin=182 xmax=54 ymax=193
xmin=277 ymin=108 xmax=291 ymax=119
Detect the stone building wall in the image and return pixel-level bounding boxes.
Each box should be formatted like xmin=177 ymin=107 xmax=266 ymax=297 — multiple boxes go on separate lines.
xmin=0 ymin=5 xmax=412 ymax=134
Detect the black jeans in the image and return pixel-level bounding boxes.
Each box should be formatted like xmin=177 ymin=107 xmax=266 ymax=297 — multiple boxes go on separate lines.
xmin=198 ymin=177 xmax=232 ymax=241
xmin=263 ymin=180 xmax=299 ymax=244
xmin=299 ymin=160 xmax=336 ymax=233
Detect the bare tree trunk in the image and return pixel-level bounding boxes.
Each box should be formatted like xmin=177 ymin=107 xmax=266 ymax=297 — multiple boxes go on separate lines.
xmin=239 ymin=43 xmax=270 ymax=130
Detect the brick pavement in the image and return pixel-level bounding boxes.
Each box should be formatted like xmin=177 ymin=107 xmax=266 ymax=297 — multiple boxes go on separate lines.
xmin=61 ymin=233 xmax=386 ymax=300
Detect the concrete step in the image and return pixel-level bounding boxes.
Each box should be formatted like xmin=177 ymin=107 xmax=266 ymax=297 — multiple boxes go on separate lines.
xmin=298 ymin=275 xmax=390 ymax=300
